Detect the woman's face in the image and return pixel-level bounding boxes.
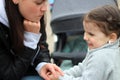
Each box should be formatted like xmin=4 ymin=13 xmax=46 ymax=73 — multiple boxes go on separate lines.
xmin=13 ymin=0 xmax=47 ymax=22
xmin=83 ymin=21 xmax=110 ymax=50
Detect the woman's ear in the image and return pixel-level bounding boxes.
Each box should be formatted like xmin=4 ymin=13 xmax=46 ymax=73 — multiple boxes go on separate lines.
xmin=109 ymin=33 xmax=117 ymax=42
xmin=12 ymin=0 xmax=19 ymax=4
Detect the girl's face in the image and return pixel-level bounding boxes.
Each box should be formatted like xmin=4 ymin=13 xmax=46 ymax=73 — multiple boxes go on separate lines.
xmin=13 ymin=0 xmax=47 ymax=22
xmin=83 ymin=21 xmax=110 ymax=50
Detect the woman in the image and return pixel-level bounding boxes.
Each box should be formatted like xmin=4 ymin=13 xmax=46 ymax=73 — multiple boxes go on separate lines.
xmin=0 ymin=0 xmax=62 ymax=80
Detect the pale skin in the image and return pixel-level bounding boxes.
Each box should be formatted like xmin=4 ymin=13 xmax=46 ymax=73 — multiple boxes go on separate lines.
xmin=40 ymin=63 xmax=63 ymax=80
xmin=46 ymin=69 xmax=62 ymax=80
xmin=83 ymin=21 xmax=117 ymax=50
xmin=12 ymin=0 xmax=63 ymax=80
xmin=47 ymin=21 xmax=118 ymax=80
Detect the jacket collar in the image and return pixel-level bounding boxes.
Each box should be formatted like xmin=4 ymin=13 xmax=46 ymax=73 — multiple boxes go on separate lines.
xmin=0 ymin=0 xmax=9 ymax=27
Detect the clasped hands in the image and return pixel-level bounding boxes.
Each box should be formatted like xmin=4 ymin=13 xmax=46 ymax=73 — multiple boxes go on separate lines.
xmin=39 ymin=63 xmax=64 ymax=80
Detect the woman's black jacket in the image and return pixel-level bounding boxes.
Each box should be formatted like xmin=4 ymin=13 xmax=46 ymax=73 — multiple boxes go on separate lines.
xmin=0 ymin=22 xmax=51 ymax=80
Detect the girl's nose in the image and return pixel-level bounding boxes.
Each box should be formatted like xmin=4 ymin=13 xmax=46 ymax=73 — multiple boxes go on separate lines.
xmin=83 ymin=32 xmax=88 ymax=41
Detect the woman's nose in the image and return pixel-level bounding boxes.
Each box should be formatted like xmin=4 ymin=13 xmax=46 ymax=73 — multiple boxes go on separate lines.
xmin=40 ymin=2 xmax=47 ymax=11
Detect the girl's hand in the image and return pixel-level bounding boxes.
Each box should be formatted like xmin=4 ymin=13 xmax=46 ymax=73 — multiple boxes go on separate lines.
xmin=23 ymin=19 xmax=41 ymax=33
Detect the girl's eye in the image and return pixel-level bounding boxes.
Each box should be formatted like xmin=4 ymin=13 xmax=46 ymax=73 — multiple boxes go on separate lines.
xmin=88 ymin=32 xmax=94 ymax=36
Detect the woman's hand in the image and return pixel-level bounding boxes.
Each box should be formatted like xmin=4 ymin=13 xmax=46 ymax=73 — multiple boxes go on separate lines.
xmin=38 ymin=63 xmax=64 ymax=80
xmin=47 ymin=71 xmax=61 ymax=80
xmin=23 ymin=19 xmax=41 ymax=33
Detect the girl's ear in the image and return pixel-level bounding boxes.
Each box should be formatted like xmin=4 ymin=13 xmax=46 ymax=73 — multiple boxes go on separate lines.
xmin=109 ymin=33 xmax=117 ymax=42
xmin=12 ymin=0 xmax=19 ymax=4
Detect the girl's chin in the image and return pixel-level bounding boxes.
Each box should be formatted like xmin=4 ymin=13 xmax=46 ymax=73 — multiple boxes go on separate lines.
xmin=88 ymin=46 xmax=94 ymax=50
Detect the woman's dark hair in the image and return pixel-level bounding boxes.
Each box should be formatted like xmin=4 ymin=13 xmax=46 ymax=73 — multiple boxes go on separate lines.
xmin=84 ymin=5 xmax=120 ymax=38
xmin=5 ymin=0 xmax=45 ymax=53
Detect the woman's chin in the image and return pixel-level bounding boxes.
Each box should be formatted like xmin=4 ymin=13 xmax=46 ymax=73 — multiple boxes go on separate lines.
xmin=28 ymin=20 xmax=40 ymax=23
xmin=26 ymin=18 xmax=40 ymax=22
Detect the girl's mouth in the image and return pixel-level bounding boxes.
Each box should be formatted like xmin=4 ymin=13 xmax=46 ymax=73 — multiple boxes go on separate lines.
xmin=88 ymin=43 xmax=93 ymax=47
